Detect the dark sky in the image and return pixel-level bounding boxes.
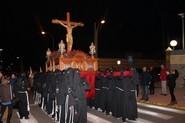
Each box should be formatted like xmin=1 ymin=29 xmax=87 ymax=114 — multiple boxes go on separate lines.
xmin=0 ymin=0 xmax=185 ymax=71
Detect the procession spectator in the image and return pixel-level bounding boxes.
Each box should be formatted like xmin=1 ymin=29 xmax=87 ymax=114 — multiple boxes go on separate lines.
xmin=159 ymin=64 xmax=168 ymax=96
xmin=167 ymin=69 xmax=179 ymax=105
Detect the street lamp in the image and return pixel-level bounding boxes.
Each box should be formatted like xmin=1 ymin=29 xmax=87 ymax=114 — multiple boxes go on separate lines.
xmin=94 ymin=19 xmax=106 ymax=58
xmin=41 ymin=31 xmax=55 ymax=50
xmin=100 ymin=20 xmax=106 ymax=24
xmin=41 ymin=31 xmax=46 ymax=35
xmin=178 ymin=13 xmax=184 ymax=49
xmin=165 ymin=47 xmax=173 ymax=52
xmin=16 ymin=56 xmax=20 ymax=60
xmin=117 ymin=60 xmax=121 ymax=65
xmin=170 ymin=40 xmax=178 ymax=50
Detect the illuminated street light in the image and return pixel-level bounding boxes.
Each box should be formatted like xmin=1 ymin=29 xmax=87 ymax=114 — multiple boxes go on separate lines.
xmin=41 ymin=31 xmax=55 ymax=50
xmin=117 ymin=60 xmax=121 ymax=65
xmin=165 ymin=47 xmax=173 ymax=52
xmin=170 ymin=40 xmax=178 ymax=50
xmin=94 ymin=19 xmax=106 ymax=58
xmin=178 ymin=13 xmax=184 ymax=49
xmin=101 ymin=19 xmax=106 ymax=24
xmin=41 ymin=31 xmax=46 ymax=35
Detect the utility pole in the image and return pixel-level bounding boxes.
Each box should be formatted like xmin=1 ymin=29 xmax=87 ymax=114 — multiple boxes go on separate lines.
xmin=178 ymin=13 xmax=185 ymax=49
xmin=94 ymin=19 xmax=105 ymax=58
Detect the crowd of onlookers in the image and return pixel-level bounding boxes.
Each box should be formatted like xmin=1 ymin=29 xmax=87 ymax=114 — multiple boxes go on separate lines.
xmin=139 ymin=64 xmax=179 ymax=105
xmin=0 ymin=71 xmax=30 ymax=123
xmin=99 ymin=64 xmax=179 ymax=105
xmin=0 ymin=63 xmax=181 ymax=123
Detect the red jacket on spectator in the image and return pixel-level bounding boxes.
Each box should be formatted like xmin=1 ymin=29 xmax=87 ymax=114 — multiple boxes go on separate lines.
xmin=160 ymin=67 xmax=168 ymax=81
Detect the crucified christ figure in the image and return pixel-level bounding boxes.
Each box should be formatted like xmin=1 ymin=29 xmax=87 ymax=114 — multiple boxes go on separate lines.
xmin=52 ymin=12 xmax=84 ymax=52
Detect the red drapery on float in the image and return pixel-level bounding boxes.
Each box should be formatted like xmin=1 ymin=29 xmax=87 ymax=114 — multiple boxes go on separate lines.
xmin=80 ymin=71 xmax=96 ymax=99
xmin=45 ymin=50 xmax=98 ymax=99
xmin=79 ymin=70 xmax=133 ymax=99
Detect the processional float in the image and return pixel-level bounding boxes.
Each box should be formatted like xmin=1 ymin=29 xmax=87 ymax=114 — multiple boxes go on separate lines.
xmin=45 ymin=12 xmax=97 ymax=99
xmin=45 ymin=12 xmax=98 ymax=72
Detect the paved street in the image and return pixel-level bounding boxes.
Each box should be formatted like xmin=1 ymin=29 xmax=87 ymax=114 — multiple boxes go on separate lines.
xmin=3 ymin=85 xmax=185 ymax=123
xmin=137 ymin=86 xmax=185 ymax=110
xmin=8 ymin=102 xmax=185 ymax=123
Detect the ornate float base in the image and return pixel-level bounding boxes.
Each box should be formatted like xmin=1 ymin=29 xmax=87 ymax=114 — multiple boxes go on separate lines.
xmin=46 ymin=50 xmax=98 ymax=72
xmin=45 ymin=50 xmax=97 ymax=99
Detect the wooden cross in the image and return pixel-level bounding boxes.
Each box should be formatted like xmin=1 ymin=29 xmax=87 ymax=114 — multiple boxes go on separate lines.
xmin=52 ymin=12 xmax=84 ymax=52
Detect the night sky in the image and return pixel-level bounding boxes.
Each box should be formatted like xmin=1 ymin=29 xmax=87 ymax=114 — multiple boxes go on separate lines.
xmin=0 ymin=0 xmax=185 ymax=71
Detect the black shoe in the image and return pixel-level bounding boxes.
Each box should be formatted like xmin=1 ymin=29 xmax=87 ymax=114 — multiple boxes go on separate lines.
xmin=145 ymin=99 xmax=149 ymax=101
xmin=169 ymin=101 xmax=177 ymax=105
xmin=168 ymin=103 xmax=174 ymax=105
xmin=106 ymin=112 xmax=109 ymax=115
xmin=20 ymin=116 xmax=23 ymax=119
xmin=140 ymin=98 xmax=144 ymax=101
xmin=122 ymin=118 xmax=126 ymax=122
xmin=173 ymin=101 xmax=177 ymax=104
xmin=25 ymin=116 xmax=29 ymax=119
xmin=128 ymin=118 xmax=136 ymax=121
